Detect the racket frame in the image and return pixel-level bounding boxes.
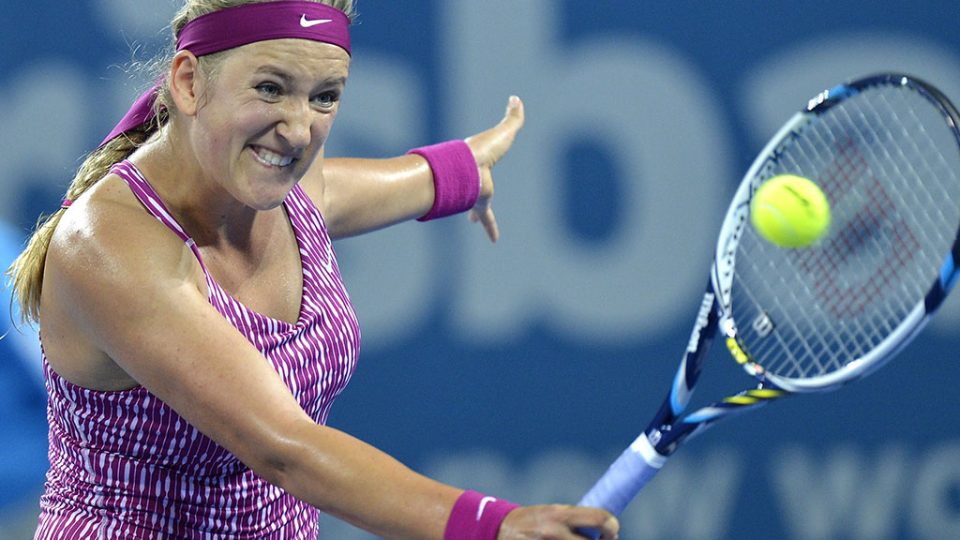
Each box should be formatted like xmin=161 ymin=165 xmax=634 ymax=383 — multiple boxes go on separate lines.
xmin=578 ymin=73 xmax=960 ymax=521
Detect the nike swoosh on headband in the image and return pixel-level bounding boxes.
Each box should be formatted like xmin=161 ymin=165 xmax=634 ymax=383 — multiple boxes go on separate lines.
xmin=300 ymin=14 xmax=333 ymax=27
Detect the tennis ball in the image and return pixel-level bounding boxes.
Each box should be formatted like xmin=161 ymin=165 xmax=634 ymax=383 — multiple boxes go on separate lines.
xmin=750 ymin=174 xmax=830 ymax=248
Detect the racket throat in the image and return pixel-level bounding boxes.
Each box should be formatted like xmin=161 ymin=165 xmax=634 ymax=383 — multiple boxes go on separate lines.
xmin=646 ymin=422 xmax=707 ymax=457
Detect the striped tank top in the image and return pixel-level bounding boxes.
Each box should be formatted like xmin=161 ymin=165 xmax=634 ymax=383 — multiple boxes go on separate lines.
xmin=35 ymin=160 xmax=361 ymax=539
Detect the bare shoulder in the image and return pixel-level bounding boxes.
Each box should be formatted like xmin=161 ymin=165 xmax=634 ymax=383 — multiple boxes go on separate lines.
xmin=47 ymin=173 xmax=202 ymax=293
xmin=41 ymin=173 xmax=206 ymax=389
xmin=40 ymin=174 xmax=322 ymax=468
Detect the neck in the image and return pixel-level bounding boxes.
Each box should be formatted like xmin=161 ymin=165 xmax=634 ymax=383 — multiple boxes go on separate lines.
xmin=130 ymin=125 xmax=277 ymax=252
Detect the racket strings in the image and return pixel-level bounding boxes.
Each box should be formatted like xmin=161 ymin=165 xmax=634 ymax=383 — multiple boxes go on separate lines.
xmin=731 ymin=82 xmax=960 ymax=381
xmin=737 ymin=122 xmax=885 ymax=375
xmin=791 ymin=126 xmax=888 ymax=363
xmin=845 ymin=94 xmax=952 ymax=266
xmin=818 ymin=118 xmax=922 ymax=324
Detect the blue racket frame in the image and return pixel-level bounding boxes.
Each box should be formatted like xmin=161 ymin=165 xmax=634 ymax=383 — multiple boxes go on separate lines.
xmin=577 ymin=73 xmax=960 ymax=530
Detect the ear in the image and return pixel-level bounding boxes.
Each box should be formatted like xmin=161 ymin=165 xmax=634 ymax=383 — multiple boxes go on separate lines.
xmin=168 ymin=50 xmax=203 ymax=116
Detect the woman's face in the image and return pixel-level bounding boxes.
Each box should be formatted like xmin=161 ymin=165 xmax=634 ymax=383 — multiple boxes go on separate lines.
xmin=189 ymin=39 xmax=350 ymax=210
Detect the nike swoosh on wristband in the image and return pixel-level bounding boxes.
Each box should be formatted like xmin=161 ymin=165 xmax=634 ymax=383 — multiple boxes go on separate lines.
xmin=300 ymin=14 xmax=333 ymax=27
xmin=476 ymin=496 xmax=497 ymax=521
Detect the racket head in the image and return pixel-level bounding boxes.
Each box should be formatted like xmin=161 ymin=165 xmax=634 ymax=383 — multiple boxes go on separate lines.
xmin=713 ymin=73 xmax=960 ymax=393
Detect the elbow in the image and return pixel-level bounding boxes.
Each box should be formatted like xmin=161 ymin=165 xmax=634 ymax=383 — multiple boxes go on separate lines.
xmin=256 ymin=446 xmax=296 ymax=489
xmin=242 ymin=424 xmax=314 ymax=493
xmin=234 ymin=420 xmax=368 ymax=515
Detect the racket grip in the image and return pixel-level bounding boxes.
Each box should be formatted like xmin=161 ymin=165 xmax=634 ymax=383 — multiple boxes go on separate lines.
xmin=575 ymin=435 xmax=666 ymax=539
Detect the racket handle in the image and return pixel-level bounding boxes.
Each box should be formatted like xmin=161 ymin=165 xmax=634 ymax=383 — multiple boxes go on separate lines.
xmin=575 ymin=435 xmax=666 ymax=539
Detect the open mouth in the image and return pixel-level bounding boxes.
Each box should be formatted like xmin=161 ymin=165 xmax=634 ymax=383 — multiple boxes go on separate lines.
xmin=250 ymin=146 xmax=296 ymax=168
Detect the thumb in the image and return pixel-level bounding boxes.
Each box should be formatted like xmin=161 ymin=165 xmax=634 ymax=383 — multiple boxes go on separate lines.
xmin=500 ymin=95 xmax=525 ymax=133
xmin=466 ymin=95 xmax=525 ymax=166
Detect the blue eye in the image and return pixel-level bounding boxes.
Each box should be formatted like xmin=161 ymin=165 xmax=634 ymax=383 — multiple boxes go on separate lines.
xmin=313 ymin=91 xmax=339 ymax=110
xmin=256 ymin=82 xmax=282 ymax=98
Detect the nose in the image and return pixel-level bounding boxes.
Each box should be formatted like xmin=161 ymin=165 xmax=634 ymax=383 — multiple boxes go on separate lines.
xmin=276 ymin=100 xmax=313 ymax=149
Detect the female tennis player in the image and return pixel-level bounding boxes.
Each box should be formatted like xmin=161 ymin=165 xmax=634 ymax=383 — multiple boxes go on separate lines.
xmin=7 ymin=1 xmax=619 ymax=538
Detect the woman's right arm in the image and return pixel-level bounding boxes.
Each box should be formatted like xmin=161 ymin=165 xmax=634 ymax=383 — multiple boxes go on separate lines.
xmin=41 ymin=193 xmax=618 ymax=540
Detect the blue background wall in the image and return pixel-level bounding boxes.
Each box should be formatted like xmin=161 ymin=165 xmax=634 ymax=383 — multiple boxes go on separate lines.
xmin=2 ymin=1 xmax=960 ymax=538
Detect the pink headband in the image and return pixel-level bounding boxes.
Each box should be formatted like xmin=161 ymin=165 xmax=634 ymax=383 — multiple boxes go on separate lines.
xmin=100 ymin=1 xmax=351 ymax=147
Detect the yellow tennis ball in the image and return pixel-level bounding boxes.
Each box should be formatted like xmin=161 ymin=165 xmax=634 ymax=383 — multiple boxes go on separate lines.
xmin=750 ymin=174 xmax=831 ymax=248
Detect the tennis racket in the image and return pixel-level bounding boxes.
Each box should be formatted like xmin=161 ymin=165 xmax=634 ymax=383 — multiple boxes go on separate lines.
xmin=577 ymin=73 xmax=960 ymax=534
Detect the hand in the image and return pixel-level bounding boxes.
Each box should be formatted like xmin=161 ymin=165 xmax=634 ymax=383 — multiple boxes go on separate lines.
xmin=498 ymin=504 xmax=619 ymax=540
xmin=465 ymin=95 xmax=525 ymax=242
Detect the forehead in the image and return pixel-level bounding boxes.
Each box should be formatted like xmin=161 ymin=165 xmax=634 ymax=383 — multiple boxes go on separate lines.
xmin=224 ymin=39 xmax=350 ymax=79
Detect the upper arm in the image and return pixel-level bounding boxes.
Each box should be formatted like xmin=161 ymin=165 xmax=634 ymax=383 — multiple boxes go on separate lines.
xmin=46 ymin=198 xmax=315 ymax=482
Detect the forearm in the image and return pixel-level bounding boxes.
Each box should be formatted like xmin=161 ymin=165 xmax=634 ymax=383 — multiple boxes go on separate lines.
xmin=320 ymin=155 xmax=436 ymax=239
xmin=276 ymin=420 xmax=459 ymax=540
xmin=320 ymin=139 xmax=483 ymax=239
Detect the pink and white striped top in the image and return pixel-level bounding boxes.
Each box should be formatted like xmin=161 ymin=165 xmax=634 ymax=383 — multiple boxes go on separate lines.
xmin=35 ymin=160 xmax=361 ymax=539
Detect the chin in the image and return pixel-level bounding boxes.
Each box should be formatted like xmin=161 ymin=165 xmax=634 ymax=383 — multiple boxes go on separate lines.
xmin=247 ymin=196 xmax=288 ymax=212
xmin=241 ymin=176 xmax=299 ymax=211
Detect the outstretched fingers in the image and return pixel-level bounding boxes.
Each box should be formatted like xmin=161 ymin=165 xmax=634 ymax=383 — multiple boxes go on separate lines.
xmin=466 ymin=96 xmax=526 ymax=170
xmin=469 ymin=167 xmax=499 ymax=242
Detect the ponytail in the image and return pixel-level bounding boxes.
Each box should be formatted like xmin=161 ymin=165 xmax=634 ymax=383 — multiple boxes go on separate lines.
xmin=5 ymin=122 xmax=157 ymax=324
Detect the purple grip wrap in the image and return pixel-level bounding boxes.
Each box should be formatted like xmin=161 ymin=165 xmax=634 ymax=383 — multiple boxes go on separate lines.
xmin=575 ymin=438 xmax=665 ymax=539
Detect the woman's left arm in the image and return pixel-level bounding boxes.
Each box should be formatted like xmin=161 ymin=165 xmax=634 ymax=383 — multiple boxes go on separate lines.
xmin=306 ymin=96 xmax=524 ymax=241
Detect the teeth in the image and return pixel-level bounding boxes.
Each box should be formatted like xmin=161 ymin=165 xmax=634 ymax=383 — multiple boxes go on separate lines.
xmin=253 ymin=147 xmax=295 ymax=167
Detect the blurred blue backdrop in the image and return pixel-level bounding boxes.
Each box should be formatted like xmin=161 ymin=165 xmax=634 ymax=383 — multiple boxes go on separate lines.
xmin=2 ymin=1 xmax=960 ymax=538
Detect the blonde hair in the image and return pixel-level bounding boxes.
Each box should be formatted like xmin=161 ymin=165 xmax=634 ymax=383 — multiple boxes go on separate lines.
xmin=6 ymin=0 xmax=355 ymax=324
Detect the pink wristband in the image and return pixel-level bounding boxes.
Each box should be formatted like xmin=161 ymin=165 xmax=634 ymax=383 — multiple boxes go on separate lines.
xmin=444 ymin=490 xmax=520 ymax=540
xmin=408 ymin=140 xmax=481 ymax=222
